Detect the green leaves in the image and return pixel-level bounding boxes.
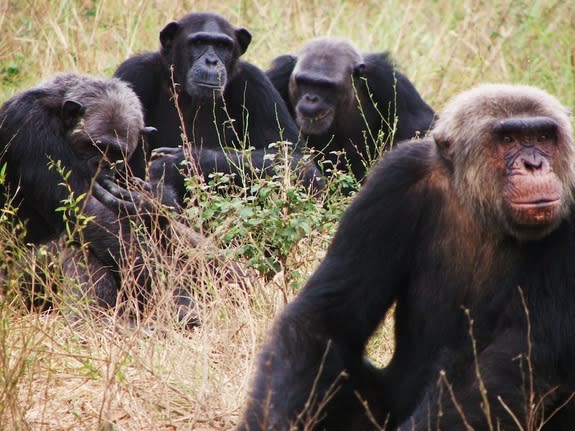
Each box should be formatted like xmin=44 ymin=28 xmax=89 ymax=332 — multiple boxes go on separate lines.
xmin=49 ymin=158 xmax=95 ymax=245
xmin=185 ymin=145 xmax=354 ymax=279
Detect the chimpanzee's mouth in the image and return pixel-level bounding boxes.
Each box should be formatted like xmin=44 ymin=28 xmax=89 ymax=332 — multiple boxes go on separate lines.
xmin=301 ymin=110 xmax=331 ymax=123
xmin=194 ymin=81 xmax=222 ymax=89
xmin=511 ymin=198 xmax=560 ymax=209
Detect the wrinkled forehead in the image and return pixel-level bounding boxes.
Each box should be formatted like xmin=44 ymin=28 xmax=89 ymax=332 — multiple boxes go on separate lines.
xmin=84 ymin=102 xmax=142 ymax=140
xmin=201 ymin=18 xmax=224 ymax=33
xmin=492 ymin=117 xmax=559 ymax=136
xmin=297 ymin=43 xmax=359 ymax=76
xmin=183 ymin=14 xmax=234 ymax=36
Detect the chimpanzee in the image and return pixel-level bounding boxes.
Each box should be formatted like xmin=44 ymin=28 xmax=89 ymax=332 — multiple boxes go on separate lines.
xmin=0 ymin=73 xmax=197 ymax=326
xmin=266 ymin=38 xmax=435 ymax=181
xmin=236 ymin=84 xmax=575 ymax=430
xmin=114 ymin=12 xmax=321 ymax=204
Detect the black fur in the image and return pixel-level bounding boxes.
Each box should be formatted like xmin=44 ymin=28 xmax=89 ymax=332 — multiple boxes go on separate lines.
xmin=267 ymin=38 xmax=435 ymax=181
xmin=237 ymin=86 xmax=575 ymax=430
xmin=0 ymin=74 xmax=147 ymax=242
xmin=0 ymin=73 xmax=195 ymax=325
xmin=114 ymin=12 xmax=322 ymax=204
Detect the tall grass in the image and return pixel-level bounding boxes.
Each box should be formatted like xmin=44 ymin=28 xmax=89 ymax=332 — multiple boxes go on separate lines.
xmin=2 ymin=0 xmax=574 ymax=106
xmin=0 ymin=0 xmax=574 ymax=429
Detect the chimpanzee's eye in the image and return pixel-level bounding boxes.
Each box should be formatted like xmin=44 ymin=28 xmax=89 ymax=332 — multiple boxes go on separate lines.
xmin=215 ymin=40 xmax=230 ymax=51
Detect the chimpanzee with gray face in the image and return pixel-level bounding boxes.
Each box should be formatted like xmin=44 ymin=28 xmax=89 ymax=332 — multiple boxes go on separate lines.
xmin=114 ymin=12 xmax=321 ymax=204
xmin=0 ymin=73 xmax=197 ymax=327
xmin=267 ymin=38 xmax=435 ymax=182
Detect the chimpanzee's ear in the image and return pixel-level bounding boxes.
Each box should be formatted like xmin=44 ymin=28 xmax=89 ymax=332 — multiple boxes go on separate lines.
xmin=235 ymin=28 xmax=252 ymax=55
xmin=353 ymin=63 xmax=366 ymax=78
xmin=433 ymin=129 xmax=454 ymax=170
xmin=61 ymin=100 xmax=85 ymax=129
xmin=160 ymin=21 xmax=180 ymax=53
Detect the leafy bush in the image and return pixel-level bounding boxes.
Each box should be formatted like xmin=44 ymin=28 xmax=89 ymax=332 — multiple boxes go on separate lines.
xmin=183 ymin=142 xmax=356 ymax=284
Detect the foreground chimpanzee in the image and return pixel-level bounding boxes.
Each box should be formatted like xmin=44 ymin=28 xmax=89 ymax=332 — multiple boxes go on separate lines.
xmin=237 ymin=84 xmax=575 ymax=430
xmin=114 ymin=12 xmax=321 ymax=204
xmin=266 ymin=38 xmax=435 ymax=181
xmin=0 ymin=73 xmax=197 ymax=325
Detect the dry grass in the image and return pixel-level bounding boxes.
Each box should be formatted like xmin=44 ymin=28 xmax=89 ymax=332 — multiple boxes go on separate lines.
xmin=0 ymin=0 xmax=574 ymax=429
